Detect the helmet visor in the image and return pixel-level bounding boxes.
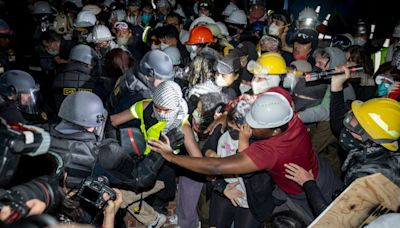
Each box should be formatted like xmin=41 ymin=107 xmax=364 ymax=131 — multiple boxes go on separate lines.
xmin=17 ymin=84 xmax=40 ymax=114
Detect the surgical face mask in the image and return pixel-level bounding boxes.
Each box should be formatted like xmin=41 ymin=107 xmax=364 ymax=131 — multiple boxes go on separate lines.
xmin=190 ymin=52 xmax=197 ymax=60
xmin=283 ymin=73 xmax=298 ymax=92
xmin=151 ymin=44 xmax=160 ymax=50
xmin=192 ymin=109 xmax=203 ymax=125
xmin=47 ymin=49 xmax=59 ymax=56
xmin=239 ymin=83 xmax=252 ymax=94
xmin=141 ymin=14 xmax=152 ymax=24
xmin=377 ymin=83 xmax=391 ymax=96
xmin=251 ymin=76 xmax=280 ymax=94
xmin=186 ymin=45 xmax=198 ymax=53
xmin=268 ymin=23 xmax=280 ymax=36
xmin=353 ymin=37 xmax=367 ymax=46
xmin=252 ymin=79 xmax=270 ymax=95
xmin=117 ymin=36 xmax=130 ymax=46
xmin=160 ymin=43 xmax=170 ymax=50
xmin=215 ymin=75 xmax=229 ymax=87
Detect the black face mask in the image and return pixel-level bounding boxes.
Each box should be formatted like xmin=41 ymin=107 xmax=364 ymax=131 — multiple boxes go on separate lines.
xmin=339 ymin=128 xmax=365 ymax=151
xmin=228 ymin=128 xmax=240 ymax=140
xmin=227 ymin=27 xmax=238 ymax=37
xmin=312 ymin=66 xmax=323 ymax=72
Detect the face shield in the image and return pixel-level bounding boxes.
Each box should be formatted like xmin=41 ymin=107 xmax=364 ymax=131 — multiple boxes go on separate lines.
xmin=94 ymin=109 xmax=108 ymax=140
xmin=17 ymin=84 xmax=41 ymax=114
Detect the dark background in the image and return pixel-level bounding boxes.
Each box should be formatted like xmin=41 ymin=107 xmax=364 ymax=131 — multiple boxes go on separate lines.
xmin=1 ymin=0 xmax=399 ymax=61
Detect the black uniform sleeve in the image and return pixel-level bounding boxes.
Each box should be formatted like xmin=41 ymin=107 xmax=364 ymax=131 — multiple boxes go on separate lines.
xmin=302 ymin=180 xmax=329 ymax=216
xmin=329 ymin=90 xmax=347 ymax=138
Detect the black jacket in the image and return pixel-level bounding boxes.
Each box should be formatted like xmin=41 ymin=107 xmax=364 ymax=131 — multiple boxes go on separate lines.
xmin=0 ymin=97 xmax=25 ymax=124
xmin=49 ymin=127 xmax=98 ymax=188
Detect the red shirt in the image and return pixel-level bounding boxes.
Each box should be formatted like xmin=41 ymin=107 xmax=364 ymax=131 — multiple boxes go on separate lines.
xmin=245 ymin=114 xmax=319 ymax=195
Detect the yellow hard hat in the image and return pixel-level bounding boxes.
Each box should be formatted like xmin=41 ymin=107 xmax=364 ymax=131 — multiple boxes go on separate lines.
xmin=247 ymin=52 xmax=287 ymax=75
xmin=351 ymin=98 xmax=400 ymax=151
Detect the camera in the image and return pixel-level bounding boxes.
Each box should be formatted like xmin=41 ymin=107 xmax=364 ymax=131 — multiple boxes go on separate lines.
xmin=0 ymin=176 xmax=60 ymax=224
xmin=77 ymin=176 xmax=116 ymax=209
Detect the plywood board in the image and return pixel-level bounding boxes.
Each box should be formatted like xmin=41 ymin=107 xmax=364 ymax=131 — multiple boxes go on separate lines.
xmin=309 ymin=173 xmax=400 ymax=228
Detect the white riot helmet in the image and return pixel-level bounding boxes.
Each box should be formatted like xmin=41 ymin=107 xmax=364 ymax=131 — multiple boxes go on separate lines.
xmin=245 ymin=92 xmax=293 ymax=129
xmin=33 ymin=1 xmax=53 ymax=14
xmin=69 ymin=44 xmax=98 ymax=65
xmin=109 ymin=9 xmax=127 ymax=23
xmin=189 ymin=15 xmax=216 ymax=31
xmin=74 ymin=10 xmax=97 ymax=27
xmin=222 ymin=2 xmax=239 ymax=17
xmin=216 ymin=21 xmax=229 ymax=37
xmin=82 ymin=4 xmax=102 ymax=15
xmin=224 ymin=9 xmax=247 ymax=26
xmin=92 ymin=25 xmax=114 ymax=42
xmin=163 ymin=47 xmax=181 ymax=65
xmin=297 ymin=7 xmax=320 ymax=29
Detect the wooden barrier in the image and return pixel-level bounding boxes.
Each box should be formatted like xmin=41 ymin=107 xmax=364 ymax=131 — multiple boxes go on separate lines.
xmin=309 ymin=173 xmax=400 ymax=227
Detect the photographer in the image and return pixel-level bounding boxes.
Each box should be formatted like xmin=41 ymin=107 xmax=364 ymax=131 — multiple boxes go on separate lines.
xmin=49 ymin=91 xmax=107 ymax=188
xmin=0 ymin=118 xmax=63 ymax=225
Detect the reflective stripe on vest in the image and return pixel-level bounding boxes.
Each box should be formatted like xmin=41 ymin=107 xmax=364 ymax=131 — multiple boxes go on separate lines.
xmin=129 ymin=99 xmax=189 ymax=155
xmin=372 ymin=47 xmax=388 ymax=73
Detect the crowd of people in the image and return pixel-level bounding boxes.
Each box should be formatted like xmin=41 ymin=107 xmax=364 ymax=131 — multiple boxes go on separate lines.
xmin=0 ymin=0 xmax=399 ymax=227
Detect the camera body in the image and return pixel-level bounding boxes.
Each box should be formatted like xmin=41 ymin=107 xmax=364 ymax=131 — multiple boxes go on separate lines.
xmin=0 ymin=189 xmax=30 ymax=222
xmin=77 ymin=176 xmax=116 ymax=209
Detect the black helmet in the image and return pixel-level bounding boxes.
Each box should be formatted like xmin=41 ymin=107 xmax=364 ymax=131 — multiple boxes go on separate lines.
xmin=0 ymin=70 xmax=40 ymax=114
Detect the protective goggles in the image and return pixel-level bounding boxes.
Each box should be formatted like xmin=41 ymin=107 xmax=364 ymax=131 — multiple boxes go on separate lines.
xmin=214 ymin=60 xmax=234 ymax=75
xmin=247 ymin=60 xmax=280 ymax=76
xmin=343 ymin=111 xmax=397 ymax=144
xmin=114 ymin=22 xmax=129 ymax=30
xmin=331 ymin=35 xmax=352 ymax=48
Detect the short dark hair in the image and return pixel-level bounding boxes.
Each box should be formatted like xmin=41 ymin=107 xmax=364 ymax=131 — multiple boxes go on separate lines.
xmin=166 ymin=12 xmax=183 ymax=25
xmin=40 ymin=30 xmax=61 ymax=43
xmin=159 ymin=25 xmax=179 ymax=40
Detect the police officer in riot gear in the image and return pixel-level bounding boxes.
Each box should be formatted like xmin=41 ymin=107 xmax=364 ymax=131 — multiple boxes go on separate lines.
xmin=49 ymin=91 xmax=107 ymax=188
xmin=0 ymin=70 xmax=41 ymax=124
xmin=52 ymin=44 xmax=112 ymax=111
xmin=108 ymin=49 xmax=174 ymax=116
